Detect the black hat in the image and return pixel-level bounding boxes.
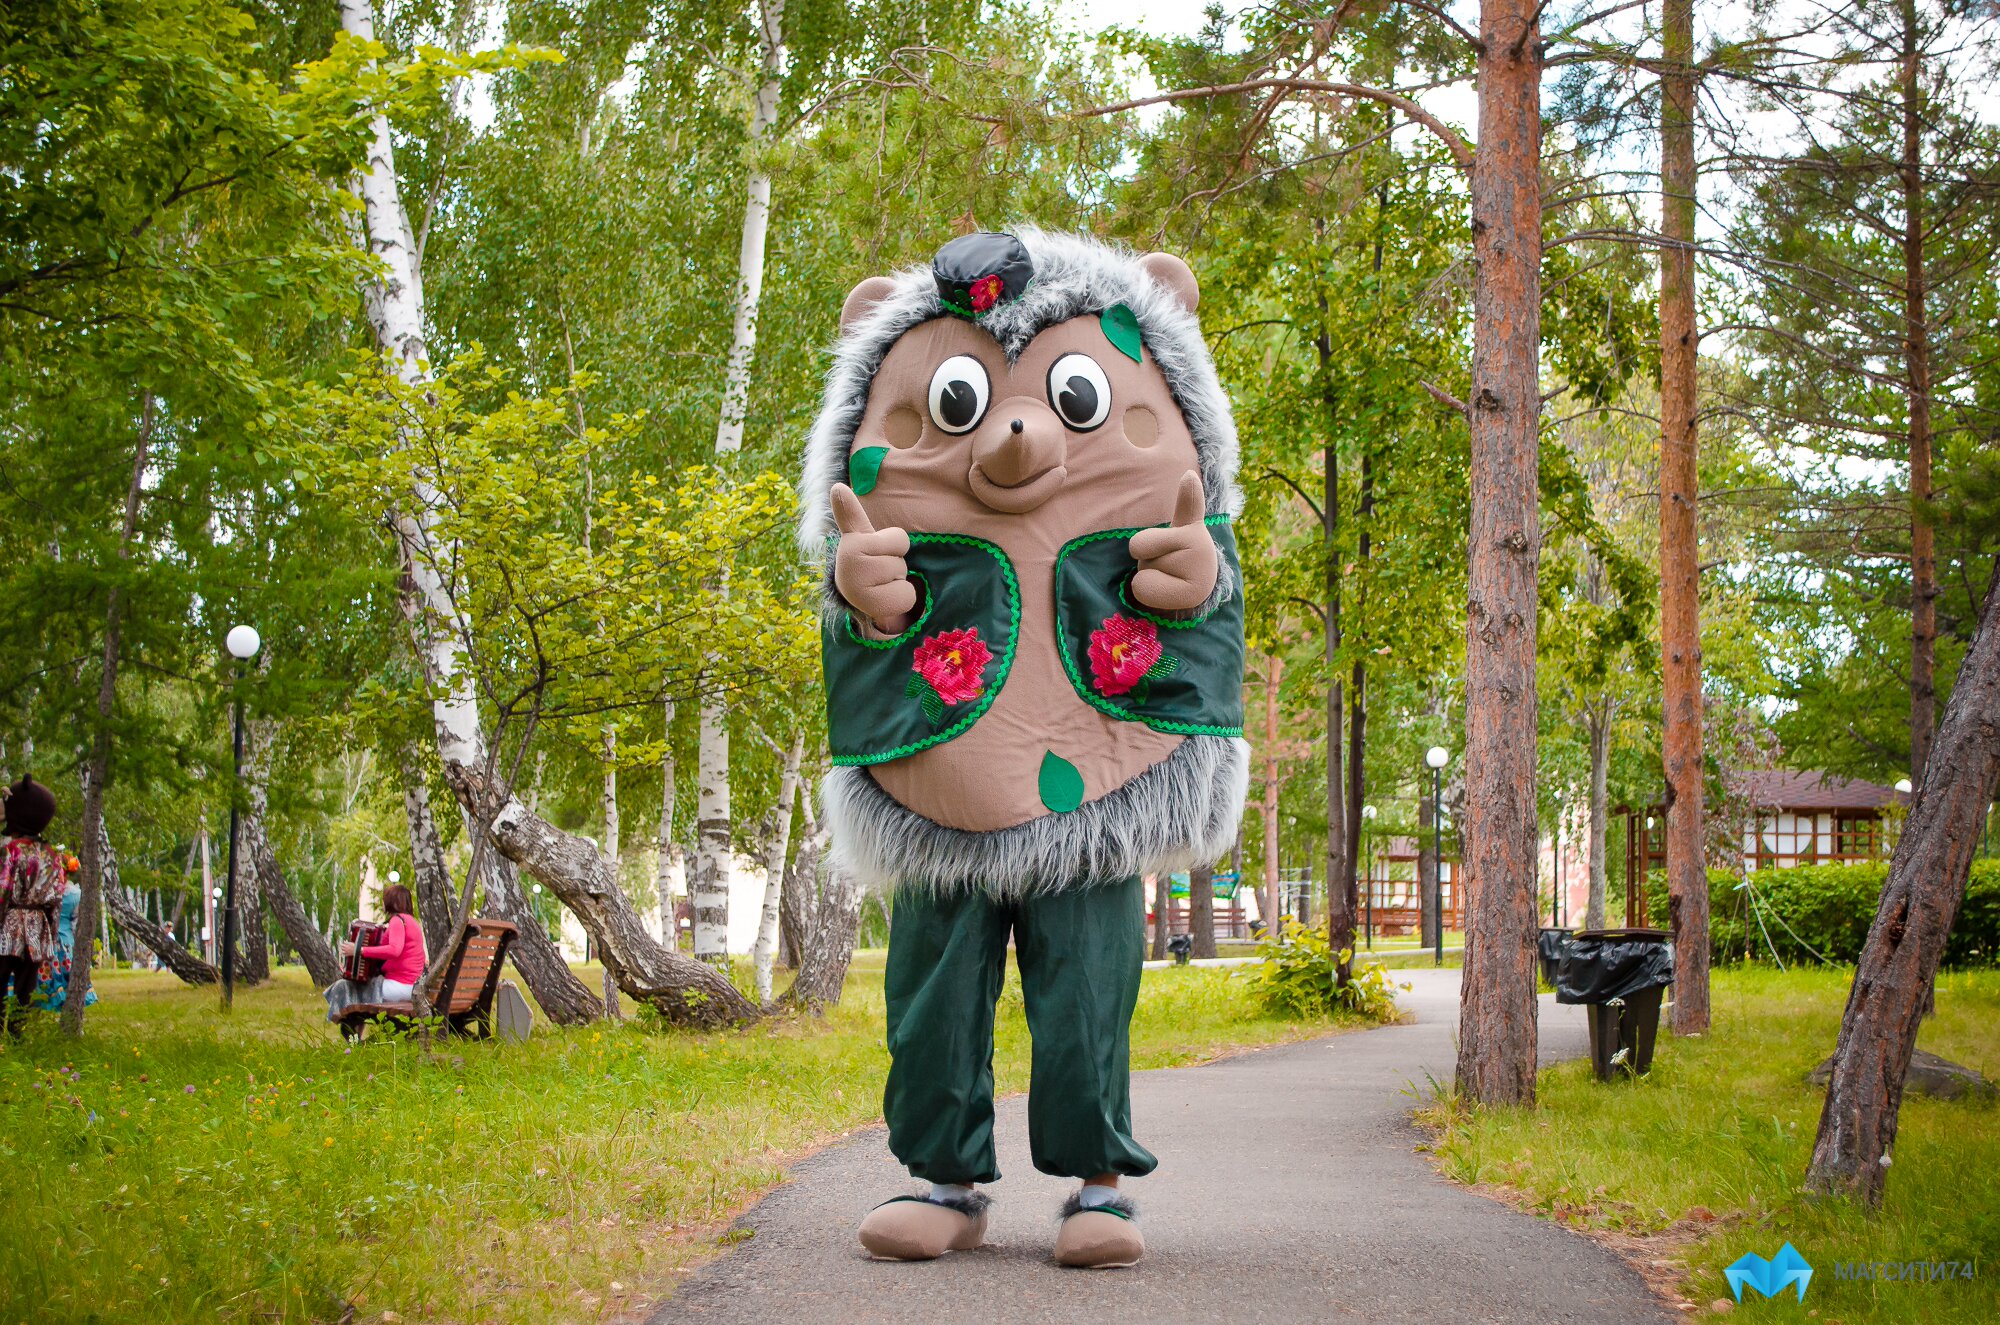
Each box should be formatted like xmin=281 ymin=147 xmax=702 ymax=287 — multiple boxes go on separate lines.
xmin=3 ymin=775 xmax=55 ymax=838
xmin=933 ymin=231 xmax=1034 ymax=319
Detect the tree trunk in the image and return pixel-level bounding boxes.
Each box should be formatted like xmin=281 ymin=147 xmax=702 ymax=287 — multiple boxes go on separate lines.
xmin=444 ymin=762 xmax=759 ymax=1027
xmin=65 ymin=394 xmax=155 ymax=1035
xmin=1806 ymin=559 xmax=2000 ymax=1204
xmin=1151 ymin=871 xmax=1171 ymax=959
xmin=779 ymin=782 xmax=814 ymax=969
xmin=340 ymin=0 xmax=593 ymax=1026
xmin=1335 ymin=443 xmax=1374 ymax=973
xmin=782 ymin=821 xmax=861 ymax=1012
xmin=490 ymin=852 xmax=601 ymax=1025
xmin=1455 ymin=0 xmax=1544 ymax=1106
xmin=1188 ymin=862 xmax=1218 ymax=958
xmin=398 ymin=741 xmax=456 ymax=960
xmin=243 ymin=721 xmax=341 ymax=988
xmin=692 ymin=700 xmax=732 ymax=962
xmin=103 ymin=892 xmax=217 ymax=985
xmin=1659 ymin=0 xmax=1709 ymax=1034
xmin=655 ymin=697 xmax=679 ymax=948
xmin=1260 ymin=655 xmax=1283 ymax=937
xmin=754 ymin=735 xmax=804 ymax=1003
xmin=1899 ymin=3 xmax=1936 ymax=785
xmin=712 ymin=0 xmax=787 ymax=457
xmin=230 ymin=735 xmax=271 ymax=987
xmin=1586 ymin=701 xmax=1611 ymax=930
xmin=692 ymin=0 xmax=788 ymax=973
xmin=601 ymin=726 xmax=624 ymax=1018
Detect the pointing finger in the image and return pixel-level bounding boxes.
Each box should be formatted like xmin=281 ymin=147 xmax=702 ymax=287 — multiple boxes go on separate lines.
xmin=830 ymin=483 xmax=875 ymax=536
xmin=1173 ymin=470 xmax=1205 ymax=527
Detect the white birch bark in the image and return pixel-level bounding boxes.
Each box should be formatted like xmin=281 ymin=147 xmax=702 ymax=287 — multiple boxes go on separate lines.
xmin=337 ymin=0 xmax=596 ymax=1023
xmin=338 ymin=0 xmax=480 ymax=769
xmin=690 ymin=0 xmax=790 ymax=967
xmin=601 ymin=726 xmax=623 ymax=1017
xmin=199 ymin=824 xmax=215 ymax=963
xmin=655 ymin=698 xmax=678 ymax=945
xmin=712 ymin=0 xmax=787 ymax=456
xmin=692 ymin=702 xmax=732 ymax=962
xmin=754 ymin=734 xmax=804 ymax=1003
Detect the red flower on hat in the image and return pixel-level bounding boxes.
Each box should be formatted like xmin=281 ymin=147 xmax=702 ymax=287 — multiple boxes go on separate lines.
xmin=969 ymin=273 xmax=1004 ymax=313
xmin=911 ymin=628 xmax=991 ymax=707
xmin=1088 ymin=614 xmax=1177 ymax=698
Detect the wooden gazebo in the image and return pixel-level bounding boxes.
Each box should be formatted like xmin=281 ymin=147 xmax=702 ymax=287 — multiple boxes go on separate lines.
xmin=1621 ymin=770 xmax=1906 ymax=924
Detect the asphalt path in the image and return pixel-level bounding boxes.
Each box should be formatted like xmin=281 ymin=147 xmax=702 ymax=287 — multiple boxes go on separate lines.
xmin=648 ymin=967 xmax=1675 ymax=1324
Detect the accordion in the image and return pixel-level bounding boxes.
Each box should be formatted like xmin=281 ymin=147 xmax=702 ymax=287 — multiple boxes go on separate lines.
xmin=342 ymin=919 xmax=390 ymax=982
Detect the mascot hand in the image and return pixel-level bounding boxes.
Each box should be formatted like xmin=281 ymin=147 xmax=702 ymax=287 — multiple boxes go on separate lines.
xmin=1128 ymin=471 xmax=1219 ymax=613
xmin=832 ymin=483 xmax=918 ymax=633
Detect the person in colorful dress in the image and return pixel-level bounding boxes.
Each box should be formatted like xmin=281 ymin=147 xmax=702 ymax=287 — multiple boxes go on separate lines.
xmin=34 ymin=880 xmax=97 ymax=1013
xmin=0 ymin=776 xmax=77 ymax=1034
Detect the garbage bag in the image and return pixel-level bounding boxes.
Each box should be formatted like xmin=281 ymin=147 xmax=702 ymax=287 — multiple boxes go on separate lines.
xmin=1536 ymin=928 xmax=1570 ymax=984
xmin=1555 ymin=928 xmax=1674 ymax=1005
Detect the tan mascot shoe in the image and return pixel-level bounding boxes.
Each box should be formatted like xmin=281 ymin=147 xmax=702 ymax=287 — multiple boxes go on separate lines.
xmin=857 ymin=1192 xmax=992 ymax=1261
xmin=1054 ymin=1192 xmax=1144 ymax=1269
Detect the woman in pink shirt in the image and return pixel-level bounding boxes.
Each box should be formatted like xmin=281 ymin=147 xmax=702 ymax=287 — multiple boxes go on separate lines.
xmin=324 ymin=884 xmax=429 ymax=1022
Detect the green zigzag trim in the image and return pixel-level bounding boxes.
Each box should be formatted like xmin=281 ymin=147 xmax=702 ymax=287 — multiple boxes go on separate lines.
xmin=830 ymin=532 xmax=1022 ymax=766
xmin=1052 ymin=515 xmax=1242 ymax=738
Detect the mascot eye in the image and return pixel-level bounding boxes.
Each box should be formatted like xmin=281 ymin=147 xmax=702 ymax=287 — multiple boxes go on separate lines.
xmin=927 ymin=356 xmax=990 ymax=435
xmin=1047 ymin=353 xmax=1112 ymax=431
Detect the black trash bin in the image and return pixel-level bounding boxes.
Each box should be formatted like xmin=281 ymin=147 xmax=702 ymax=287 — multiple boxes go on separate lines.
xmin=1536 ymin=927 xmax=1571 ymax=986
xmin=1556 ymin=928 xmax=1673 ymax=1081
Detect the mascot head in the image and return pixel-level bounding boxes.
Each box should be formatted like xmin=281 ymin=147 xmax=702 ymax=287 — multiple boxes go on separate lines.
xmin=799 ymin=228 xmax=1240 ymax=561
xmin=802 ymin=229 xmax=1248 ymax=894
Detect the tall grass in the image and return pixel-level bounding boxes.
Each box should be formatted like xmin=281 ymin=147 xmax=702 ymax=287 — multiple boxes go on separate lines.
xmin=0 ymin=956 xmax=1331 ymax=1323
xmin=1421 ymin=966 xmax=1999 ymax=1322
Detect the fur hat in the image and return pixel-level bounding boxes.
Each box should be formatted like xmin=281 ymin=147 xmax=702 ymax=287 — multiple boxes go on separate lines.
xmin=798 ymin=226 xmax=1242 ymax=556
xmin=3 ymin=775 xmax=56 ymax=838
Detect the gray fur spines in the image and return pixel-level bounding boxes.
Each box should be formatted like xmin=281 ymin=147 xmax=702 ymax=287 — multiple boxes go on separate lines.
xmin=822 ymin=735 xmax=1251 ymax=895
xmin=797 ymin=227 xmax=1242 ymax=557
xmin=1059 ymin=1192 xmax=1139 ymax=1220
xmin=920 ymin=1189 xmax=992 ymax=1218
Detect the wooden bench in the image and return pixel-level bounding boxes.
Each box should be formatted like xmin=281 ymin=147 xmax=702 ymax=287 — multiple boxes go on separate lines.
xmin=335 ymin=918 xmax=518 ymax=1042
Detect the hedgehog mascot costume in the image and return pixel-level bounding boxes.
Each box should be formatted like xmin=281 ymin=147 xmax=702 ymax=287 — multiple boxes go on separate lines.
xmin=801 ymin=229 xmax=1248 ymax=1270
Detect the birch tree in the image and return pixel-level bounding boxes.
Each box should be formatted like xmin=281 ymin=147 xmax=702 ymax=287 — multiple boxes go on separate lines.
xmin=694 ymin=0 xmax=788 ymax=965
xmin=334 ymin=0 xmax=599 ymax=1023
xmin=753 ymin=733 xmax=803 ymax=1004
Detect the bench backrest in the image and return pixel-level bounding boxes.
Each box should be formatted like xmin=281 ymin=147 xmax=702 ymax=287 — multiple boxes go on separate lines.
xmin=440 ymin=918 xmax=518 ymax=1017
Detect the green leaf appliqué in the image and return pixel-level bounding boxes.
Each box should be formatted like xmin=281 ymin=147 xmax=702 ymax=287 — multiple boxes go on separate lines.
xmin=1099 ymin=304 xmax=1143 ymax=363
xmin=904 ymin=673 xmax=945 ymax=726
xmin=850 ymin=446 xmax=889 ymax=495
xmin=1038 ymin=750 xmax=1085 ymax=814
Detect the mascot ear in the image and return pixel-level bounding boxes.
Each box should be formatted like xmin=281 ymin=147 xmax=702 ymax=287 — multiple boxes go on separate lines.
xmin=841 ymin=276 xmax=901 ymax=330
xmin=1139 ymin=252 xmax=1199 ymax=314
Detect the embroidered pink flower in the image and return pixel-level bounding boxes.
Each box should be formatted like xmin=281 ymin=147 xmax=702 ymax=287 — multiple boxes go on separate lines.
xmin=912 ymin=628 xmax=991 ymax=705
xmin=1089 ymin=614 xmax=1166 ymax=697
xmin=969 ymin=273 xmax=1004 ymax=313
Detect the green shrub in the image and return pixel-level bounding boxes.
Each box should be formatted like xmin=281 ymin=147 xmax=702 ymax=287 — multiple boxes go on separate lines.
xmin=1250 ymin=918 xmax=1407 ymax=1020
xmin=1647 ymin=860 xmax=2000 ymax=967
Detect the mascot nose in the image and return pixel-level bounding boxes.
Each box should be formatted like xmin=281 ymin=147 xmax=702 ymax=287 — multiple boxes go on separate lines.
xmin=970 ymin=399 xmax=1067 ymax=508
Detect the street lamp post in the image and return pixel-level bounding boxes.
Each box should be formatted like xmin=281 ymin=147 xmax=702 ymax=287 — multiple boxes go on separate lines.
xmin=1361 ymin=804 xmax=1377 ymax=950
xmin=1425 ymin=746 xmax=1449 ymax=967
xmin=221 ymin=624 xmax=260 ymax=1010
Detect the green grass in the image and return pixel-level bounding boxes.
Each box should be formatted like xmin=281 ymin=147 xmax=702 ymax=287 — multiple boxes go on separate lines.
xmin=0 ymin=952 xmax=1341 ymax=1324
xmin=1420 ymin=966 xmax=2000 ymax=1322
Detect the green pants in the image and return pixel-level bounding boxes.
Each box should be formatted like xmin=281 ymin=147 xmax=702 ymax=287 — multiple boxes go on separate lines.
xmin=882 ymin=875 xmax=1158 ymax=1185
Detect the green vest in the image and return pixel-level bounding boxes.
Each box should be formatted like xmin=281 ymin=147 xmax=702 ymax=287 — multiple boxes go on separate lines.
xmin=822 ymin=519 xmax=1245 ymax=767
